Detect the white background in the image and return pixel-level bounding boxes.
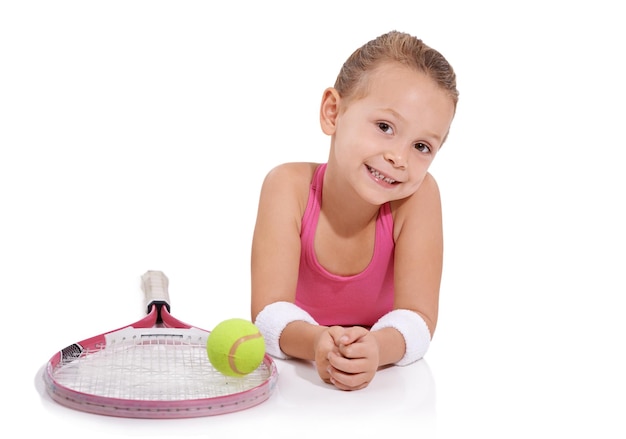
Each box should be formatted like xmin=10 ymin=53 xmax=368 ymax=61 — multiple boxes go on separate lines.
xmin=2 ymin=1 xmax=625 ymax=437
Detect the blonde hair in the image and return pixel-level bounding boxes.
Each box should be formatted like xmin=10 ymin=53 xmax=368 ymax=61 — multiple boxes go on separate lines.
xmin=334 ymin=31 xmax=459 ymax=107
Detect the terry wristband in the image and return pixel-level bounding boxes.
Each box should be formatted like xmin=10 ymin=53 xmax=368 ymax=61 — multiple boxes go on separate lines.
xmin=370 ymin=309 xmax=431 ymax=366
xmin=254 ymin=301 xmax=319 ymax=359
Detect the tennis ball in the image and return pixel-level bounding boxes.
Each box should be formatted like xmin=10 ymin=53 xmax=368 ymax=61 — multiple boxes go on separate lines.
xmin=207 ymin=318 xmax=265 ymax=377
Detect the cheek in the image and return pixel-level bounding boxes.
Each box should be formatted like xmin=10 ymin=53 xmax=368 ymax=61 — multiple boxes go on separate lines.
xmin=333 ymin=129 xmax=368 ymax=159
xmin=406 ymin=162 xmax=432 ymax=187
xmin=411 ymin=156 xmax=432 ymax=172
xmin=403 ymin=178 xmax=425 ymax=195
xmin=335 ymin=116 xmax=372 ymax=146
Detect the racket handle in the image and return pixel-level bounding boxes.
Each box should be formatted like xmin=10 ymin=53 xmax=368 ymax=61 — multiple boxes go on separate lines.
xmin=141 ymin=271 xmax=171 ymax=315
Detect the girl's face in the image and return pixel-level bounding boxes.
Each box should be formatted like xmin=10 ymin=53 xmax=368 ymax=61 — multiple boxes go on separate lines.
xmin=327 ymin=62 xmax=455 ymax=205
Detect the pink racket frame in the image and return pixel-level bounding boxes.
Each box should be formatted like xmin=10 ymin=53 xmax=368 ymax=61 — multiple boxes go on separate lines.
xmin=44 ymin=304 xmax=278 ymax=418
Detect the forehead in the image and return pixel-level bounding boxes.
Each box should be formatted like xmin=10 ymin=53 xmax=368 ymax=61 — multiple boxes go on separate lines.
xmin=358 ymin=63 xmax=452 ymax=106
xmin=363 ymin=62 xmax=439 ymax=99
xmin=344 ymin=61 xmax=451 ymax=106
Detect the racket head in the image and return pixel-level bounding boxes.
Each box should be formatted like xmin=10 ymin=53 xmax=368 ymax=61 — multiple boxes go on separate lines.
xmin=44 ymin=298 xmax=278 ymax=418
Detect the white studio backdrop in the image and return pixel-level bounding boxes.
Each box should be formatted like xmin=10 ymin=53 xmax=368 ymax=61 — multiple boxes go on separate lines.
xmin=1 ymin=1 xmax=624 ymax=437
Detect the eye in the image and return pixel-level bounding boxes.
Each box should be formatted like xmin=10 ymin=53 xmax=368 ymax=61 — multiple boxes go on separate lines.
xmin=414 ymin=142 xmax=431 ymax=153
xmin=377 ymin=122 xmax=394 ymax=134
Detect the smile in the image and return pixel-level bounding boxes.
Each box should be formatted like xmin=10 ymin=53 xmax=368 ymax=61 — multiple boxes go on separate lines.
xmin=366 ymin=165 xmax=397 ymax=184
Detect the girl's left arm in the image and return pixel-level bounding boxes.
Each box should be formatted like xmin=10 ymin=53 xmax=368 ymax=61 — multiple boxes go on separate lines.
xmin=369 ymin=173 xmax=443 ymax=366
xmin=392 ymin=172 xmax=443 ymax=336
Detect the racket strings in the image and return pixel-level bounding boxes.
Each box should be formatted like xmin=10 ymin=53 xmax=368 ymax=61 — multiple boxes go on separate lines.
xmin=53 ymin=331 xmax=270 ymax=401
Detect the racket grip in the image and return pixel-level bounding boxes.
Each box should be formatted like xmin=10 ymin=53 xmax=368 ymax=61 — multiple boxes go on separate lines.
xmin=141 ymin=271 xmax=171 ymax=315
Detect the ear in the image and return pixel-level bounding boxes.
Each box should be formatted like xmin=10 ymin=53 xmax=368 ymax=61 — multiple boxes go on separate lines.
xmin=319 ymin=87 xmax=341 ymax=135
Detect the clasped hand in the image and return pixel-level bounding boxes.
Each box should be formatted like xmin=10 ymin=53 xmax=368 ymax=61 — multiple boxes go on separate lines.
xmin=314 ymin=326 xmax=380 ymax=391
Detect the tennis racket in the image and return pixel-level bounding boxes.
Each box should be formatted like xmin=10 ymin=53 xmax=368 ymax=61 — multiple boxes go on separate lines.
xmin=43 ymin=270 xmax=278 ymax=418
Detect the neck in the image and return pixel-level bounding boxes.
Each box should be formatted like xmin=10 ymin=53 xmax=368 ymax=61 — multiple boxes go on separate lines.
xmin=321 ymin=163 xmax=380 ymax=236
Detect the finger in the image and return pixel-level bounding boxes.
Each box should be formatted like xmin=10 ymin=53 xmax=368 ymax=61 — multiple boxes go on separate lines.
xmin=328 ymin=326 xmax=353 ymax=347
xmin=337 ymin=326 xmax=369 ymax=346
xmin=338 ymin=340 xmax=368 ymax=359
xmin=327 ymin=367 xmax=371 ymax=391
xmin=330 ymin=376 xmax=369 ymax=391
xmin=328 ymin=351 xmax=368 ymax=374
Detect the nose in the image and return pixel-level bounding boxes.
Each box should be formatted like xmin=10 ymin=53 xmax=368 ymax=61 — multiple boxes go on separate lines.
xmin=383 ymin=149 xmax=407 ymax=169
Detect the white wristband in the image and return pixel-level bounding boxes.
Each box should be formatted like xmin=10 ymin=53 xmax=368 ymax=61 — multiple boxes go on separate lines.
xmin=370 ymin=309 xmax=431 ymax=366
xmin=254 ymin=301 xmax=319 ymax=360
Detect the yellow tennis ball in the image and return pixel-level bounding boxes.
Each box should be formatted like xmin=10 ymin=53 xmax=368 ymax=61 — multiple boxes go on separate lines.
xmin=207 ymin=318 xmax=265 ymax=377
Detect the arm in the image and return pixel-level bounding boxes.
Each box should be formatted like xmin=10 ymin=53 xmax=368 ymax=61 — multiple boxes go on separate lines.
xmin=251 ymin=163 xmax=328 ymax=360
xmin=391 ymin=172 xmax=443 ymax=338
xmin=368 ymin=172 xmax=442 ymax=367
xmin=250 ymin=163 xmax=305 ymax=319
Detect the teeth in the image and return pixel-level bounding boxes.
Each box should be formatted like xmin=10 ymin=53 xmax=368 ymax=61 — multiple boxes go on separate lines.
xmin=367 ymin=166 xmax=396 ymax=184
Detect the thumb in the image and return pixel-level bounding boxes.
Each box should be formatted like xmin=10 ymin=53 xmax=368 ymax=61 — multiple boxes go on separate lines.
xmin=338 ymin=326 xmax=368 ymax=346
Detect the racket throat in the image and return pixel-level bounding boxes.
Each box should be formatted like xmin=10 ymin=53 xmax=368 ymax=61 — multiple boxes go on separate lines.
xmin=148 ymin=301 xmax=171 ymax=324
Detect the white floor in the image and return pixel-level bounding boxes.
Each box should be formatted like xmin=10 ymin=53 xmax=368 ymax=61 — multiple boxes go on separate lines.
xmin=3 ymin=1 xmax=625 ymax=437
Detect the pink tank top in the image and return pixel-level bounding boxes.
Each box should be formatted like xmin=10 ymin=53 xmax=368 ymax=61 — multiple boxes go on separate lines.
xmin=295 ymin=164 xmax=395 ymax=327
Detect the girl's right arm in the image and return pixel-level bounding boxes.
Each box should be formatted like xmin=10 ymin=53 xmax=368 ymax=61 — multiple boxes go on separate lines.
xmin=250 ymin=163 xmax=328 ymax=360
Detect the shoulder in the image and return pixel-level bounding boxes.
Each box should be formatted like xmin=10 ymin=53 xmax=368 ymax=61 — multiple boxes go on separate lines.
xmin=263 ymin=162 xmax=320 ymax=186
xmin=261 ymin=162 xmax=320 ymax=198
xmin=258 ymin=162 xmax=321 ymax=219
xmin=390 ymin=173 xmax=442 ymax=240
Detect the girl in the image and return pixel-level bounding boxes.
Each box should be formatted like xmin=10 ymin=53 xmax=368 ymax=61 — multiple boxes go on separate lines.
xmin=251 ymin=31 xmax=458 ymax=391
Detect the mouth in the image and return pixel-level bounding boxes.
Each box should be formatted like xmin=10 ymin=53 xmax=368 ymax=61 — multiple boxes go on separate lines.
xmin=366 ymin=165 xmax=398 ymax=184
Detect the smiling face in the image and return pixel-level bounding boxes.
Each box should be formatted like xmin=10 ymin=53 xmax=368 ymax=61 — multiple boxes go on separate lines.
xmin=322 ymin=62 xmax=456 ymax=206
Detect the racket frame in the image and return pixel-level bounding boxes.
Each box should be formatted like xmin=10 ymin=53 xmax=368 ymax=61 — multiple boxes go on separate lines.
xmin=43 ymin=272 xmax=278 ymax=418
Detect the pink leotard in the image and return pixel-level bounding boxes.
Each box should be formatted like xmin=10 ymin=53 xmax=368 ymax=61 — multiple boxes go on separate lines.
xmin=295 ymin=163 xmax=395 ymax=327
